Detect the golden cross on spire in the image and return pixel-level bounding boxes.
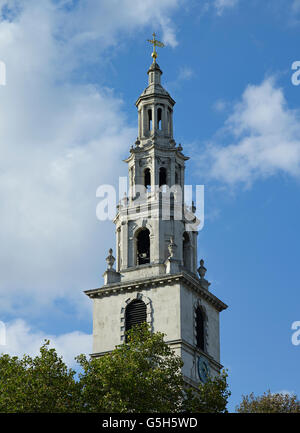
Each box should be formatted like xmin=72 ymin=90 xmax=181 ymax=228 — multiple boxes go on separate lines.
xmin=147 ymin=32 xmax=165 ymax=62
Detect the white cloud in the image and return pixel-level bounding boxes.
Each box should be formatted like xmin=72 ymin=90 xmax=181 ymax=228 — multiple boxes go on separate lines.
xmin=198 ymin=77 xmax=300 ymax=186
xmin=0 ymin=319 xmax=92 ymax=367
xmin=0 ymin=0 xmax=182 ymax=319
xmin=214 ymin=0 xmax=239 ymax=16
xmin=57 ymin=0 xmax=181 ymax=50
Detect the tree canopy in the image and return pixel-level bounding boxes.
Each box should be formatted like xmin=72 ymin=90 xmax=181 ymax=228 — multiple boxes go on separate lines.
xmin=236 ymin=391 xmax=300 ymax=413
xmin=0 ymin=342 xmax=80 ymax=412
xmin=0 ymin=323 xmax=230 ymax=413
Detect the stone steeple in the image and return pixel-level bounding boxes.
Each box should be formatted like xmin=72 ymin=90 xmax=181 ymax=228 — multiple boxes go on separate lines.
xmin=85 ymin=46 xmax=227 ymax=388
xmin=113 ymin=57 xmax=200 ymax=281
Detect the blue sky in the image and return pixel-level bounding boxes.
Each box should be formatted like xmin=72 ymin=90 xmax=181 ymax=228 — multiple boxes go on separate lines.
xmin=0 ymin=0 xmax=299 ymax=411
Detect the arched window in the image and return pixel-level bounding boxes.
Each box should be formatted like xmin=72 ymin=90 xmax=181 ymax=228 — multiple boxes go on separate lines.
xmin=157 ymin=107 xmax=162 ymax=130
xmin=148 ymin=109 xmax=152 ymax=131
xmin=159 ymin=167 xmax=167 ymax=188
xmin=183 ymin=232 xmax=191 ymax=271
xmin=195 ymin=306 xmax=205 ymax=351
xmin=144 ymin=168 xmax=151 ymax=191
xmin=136 ymin=228 xmax=150 ymax=265
xmin=125 ymin=299 xmax=147 ymax=342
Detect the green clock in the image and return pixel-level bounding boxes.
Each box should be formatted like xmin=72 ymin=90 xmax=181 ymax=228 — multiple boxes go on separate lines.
xmin=197 ymin=356 xmax=209 ymax=383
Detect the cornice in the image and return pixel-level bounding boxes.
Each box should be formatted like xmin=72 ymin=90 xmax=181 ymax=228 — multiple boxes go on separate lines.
xmin=123 ymin=143 xmax=189 ymax=163
xmin=91 ymin=338 xmax=223 ymax=371
xmin=135 ymin=88 xmax=175 ymax=107
xmin=84 ymin=271 xmax=228 ymax=312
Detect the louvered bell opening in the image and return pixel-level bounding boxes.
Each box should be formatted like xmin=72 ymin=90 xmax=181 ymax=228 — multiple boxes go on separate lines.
xmin=137 ymin=229 xmax=150 ymax=265
xmin=125 ymin=300 xmax=147 ymax=342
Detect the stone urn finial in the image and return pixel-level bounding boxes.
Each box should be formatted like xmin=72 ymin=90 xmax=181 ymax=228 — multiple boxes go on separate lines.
xmin=106 ymin=248 xmax=115 ymax=270
xmin=198 ymin=259 xmax=207 ymax=280
xmin=168 ymin=236 xmax=177 ymax=259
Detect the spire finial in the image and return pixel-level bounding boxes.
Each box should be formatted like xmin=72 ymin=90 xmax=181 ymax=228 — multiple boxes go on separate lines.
xmin=147 ymin=32 xmax=165 ymax=62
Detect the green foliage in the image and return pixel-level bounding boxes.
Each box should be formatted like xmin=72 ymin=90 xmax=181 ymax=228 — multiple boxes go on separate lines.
xmin=0 ymin=324 xmax=231 ymax=413
xmin=0 ymin=341 xmax=80 ymax=412
xmin=76 ymin=323 xmax=184 ymax=412
xmin=76 ymin=323 xmax=230 ymax=413
xmin=183 ymin=370 xmax=230 ymax=413
xmin=236 ymin=390 xmax=300 ymax=413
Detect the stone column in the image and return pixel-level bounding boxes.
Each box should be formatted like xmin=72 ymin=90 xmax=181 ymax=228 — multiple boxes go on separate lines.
xmin=121 ymin=222 xmax=128 ymax=269
xmin=170 ymin=157 xmax=175 ymax=188
xmin=138 ymin=109 xmax=141 ymax=138
xmin=152 ymin=105 xmax=156 ymax=135
xmin=116 ymin=227 xmax=121 ymax=272
xmin=163 ymin=104 xmax=168 ymax=136
xmin=142 ymin=106 xmax=146 ymax=137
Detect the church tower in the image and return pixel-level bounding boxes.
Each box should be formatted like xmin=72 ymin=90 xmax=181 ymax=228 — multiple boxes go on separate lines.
xmin=85 ymin=36 xmax=227 ymax=386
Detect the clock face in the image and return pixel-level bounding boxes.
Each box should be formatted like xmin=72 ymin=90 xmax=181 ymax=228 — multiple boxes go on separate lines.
xmin=197 ymin=356 xmax=209 ymax=383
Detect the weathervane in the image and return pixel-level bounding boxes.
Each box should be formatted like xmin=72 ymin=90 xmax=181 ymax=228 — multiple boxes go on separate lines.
xmin=147 ymin=32 xmax=165 ymax=62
